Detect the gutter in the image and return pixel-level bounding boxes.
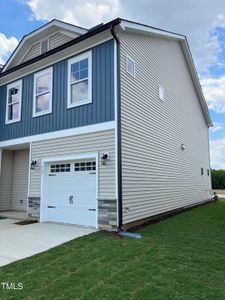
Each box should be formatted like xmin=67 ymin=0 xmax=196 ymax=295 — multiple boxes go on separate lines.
xmin=110 ymin=24 xmax=123 ymax=229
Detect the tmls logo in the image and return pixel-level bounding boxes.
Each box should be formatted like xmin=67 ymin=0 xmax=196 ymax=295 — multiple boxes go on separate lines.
xmin=1 ymin=282 xmax=23 ymax=290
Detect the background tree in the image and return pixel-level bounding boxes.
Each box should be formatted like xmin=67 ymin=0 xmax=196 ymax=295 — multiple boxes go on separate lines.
xmin=211 ymin=169 xmax=225 ymax=189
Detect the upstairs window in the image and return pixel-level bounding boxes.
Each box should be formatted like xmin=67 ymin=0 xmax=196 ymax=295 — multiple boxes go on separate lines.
xmin=33 ymin=67 xmax=53 ymax=117
xmin=126 ymin=54 xmax=135 ymax=77
xmin=68 ymin=51 xmax=92 ymax=108
xmin=6 ymin=80 xmax=22 ymax=124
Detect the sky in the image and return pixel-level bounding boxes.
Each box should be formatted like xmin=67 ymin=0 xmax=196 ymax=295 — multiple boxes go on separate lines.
xmin=0 ymin=0 xmax=225 ymax=169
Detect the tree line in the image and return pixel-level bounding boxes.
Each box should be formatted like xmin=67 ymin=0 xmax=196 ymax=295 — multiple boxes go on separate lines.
xmin=211 ymin=169 xmax=225 ymax=189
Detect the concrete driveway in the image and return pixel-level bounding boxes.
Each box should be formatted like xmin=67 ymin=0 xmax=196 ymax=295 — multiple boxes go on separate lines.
xmin=0 ymin=219 xmax=96 ymax=267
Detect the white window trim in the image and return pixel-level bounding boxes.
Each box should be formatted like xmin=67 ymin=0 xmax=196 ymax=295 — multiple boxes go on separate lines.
xmin=67 ymin=50 xmax=92 ymax=109
xmin=33 ymin=67 xmax=53 ymax=118
xmin=5 ymin=79 xmax=23 ymax=124
xmin=126 ymin=54 xmax=136 ymax=78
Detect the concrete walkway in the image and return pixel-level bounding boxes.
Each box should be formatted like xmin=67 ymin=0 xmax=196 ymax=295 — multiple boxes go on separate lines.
xmin=0 ymin=219 xmax=96 ymax=267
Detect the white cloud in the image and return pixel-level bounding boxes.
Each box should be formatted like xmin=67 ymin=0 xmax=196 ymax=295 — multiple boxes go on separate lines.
xmin=211 ymin=122 xmax=225 ymax=132
xmin=26 ymin=0 xmax=121 ymax=28
xmin=24 ymin=0 xmax=225 ymax=74
xmin=210 ymin=138 xmax=225 ymax=169
xmin=201 ymin=75 xmax=225 ymax=113
xmin=0 ymin=33 xmax=18 ymax=65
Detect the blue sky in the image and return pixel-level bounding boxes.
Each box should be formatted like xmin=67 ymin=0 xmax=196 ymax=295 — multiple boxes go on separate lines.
xmin=0 ymin=0 xmax=225 ymax=169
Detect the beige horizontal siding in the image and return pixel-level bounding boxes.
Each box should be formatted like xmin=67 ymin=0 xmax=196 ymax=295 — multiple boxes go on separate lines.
xmin=21 ymin=43 xmax=40 ymax=63
xmin=49 ymin=32 xmax=73 ymax=50
xmin=119 ymin=32 xmax=211 ymax=225
xmin=0 ymin=150 xmax=13 ymax=211
xmin=30 ymin=129 xmax=115 ymax=199
xmin=11 ymin=149 xmax=29 ymax=211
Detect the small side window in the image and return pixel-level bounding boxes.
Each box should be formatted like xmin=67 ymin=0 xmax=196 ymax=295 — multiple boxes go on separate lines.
xmin=207 ymin=169 xmax=210 ymax=176
xmin=201 ymin=168 xmax=204 ymax=176
xmin=126 ymin=55 xmax=135 ymax=77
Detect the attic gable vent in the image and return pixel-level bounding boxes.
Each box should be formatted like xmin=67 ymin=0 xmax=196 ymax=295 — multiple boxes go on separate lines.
xmin=40 ymin=39 xmax=49 ymax=54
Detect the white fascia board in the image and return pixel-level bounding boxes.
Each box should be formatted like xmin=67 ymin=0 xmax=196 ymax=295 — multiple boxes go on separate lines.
xmin=2 ymin=20 xmax=88 ymax=72
xmin=51 ymin=20 xmax=88 ymax=35
xmin=0 ymin=121 xmax=115 ymax=148
xmin=120 ymin=20 xmax=186 ymax=41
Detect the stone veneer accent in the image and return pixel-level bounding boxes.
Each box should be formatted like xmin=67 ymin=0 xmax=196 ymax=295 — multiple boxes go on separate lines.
xmin=28 ymin=197 xmax=40 ymax=219
xmin=98 ymin=199 xmax=117 ymax=231
xmin=28 ymin=197 xmax=117 ymax=230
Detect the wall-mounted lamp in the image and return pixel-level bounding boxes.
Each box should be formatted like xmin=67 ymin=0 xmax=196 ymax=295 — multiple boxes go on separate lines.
xmin=10 ymin=88 xmax=19 ymax=95
xmin=31 ymin=160 xmax=38 ymax=170
xmin=101 ymin=153 xmax=110 ymax=165
xmin=181 ymin=143 xmax=186 ymax=150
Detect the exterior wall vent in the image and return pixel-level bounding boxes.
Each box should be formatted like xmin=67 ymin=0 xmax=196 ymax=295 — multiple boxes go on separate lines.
xmin=40 ymin=39 xmax=49 ymax=54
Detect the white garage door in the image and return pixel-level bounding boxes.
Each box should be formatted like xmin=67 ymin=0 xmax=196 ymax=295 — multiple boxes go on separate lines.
xmin=45 ymin=160 xmax=96 ymax=227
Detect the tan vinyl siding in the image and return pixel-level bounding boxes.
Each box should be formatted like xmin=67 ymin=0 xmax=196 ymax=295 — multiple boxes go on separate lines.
xmin=49 ymin=32 xmax=73 ymax=50
xmin=30 ymin=129 xmax=115 ymax=199
xmin=21 ymin=43 xmax=40 ymax=63
xmin=119 ymin=32 xmax=211 ymax=224
xmin=0 ymin=150 xmax=13 ymax=211
xmin=11 ymin=149 xmax=29 ymax=211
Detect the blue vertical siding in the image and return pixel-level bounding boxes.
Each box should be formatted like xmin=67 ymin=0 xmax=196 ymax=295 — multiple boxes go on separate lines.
xmin=0 ymin=39 xmax=114 ymax=141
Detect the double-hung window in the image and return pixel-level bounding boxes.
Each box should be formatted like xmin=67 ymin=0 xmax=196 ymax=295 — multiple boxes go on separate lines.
xmin=33 ymin=67 xmax=53 ymax=117
xmin=68 ymin=51 xmax=92 ymax=108
xmin=6 ymin=80 xmax=22 ymax=124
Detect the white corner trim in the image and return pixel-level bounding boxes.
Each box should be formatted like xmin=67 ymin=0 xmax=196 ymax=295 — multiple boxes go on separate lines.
xmin=0 ymin=121 xmax=115 ymax=148
xmin=114 ymin=40 xmax=119 ymax=227
xmin=0 ymin=149 xmax=2 ymax=176
xmin=33 ymin=67 xmax=53 ymax=118
xmin=26 ymin=142 xmax=32 ymax=216
xmin=5 ymin=79 xmax=23 ymax=125
xmin=40 ymin=151 xmax=99 ymax=229
xmin=67 ymin=50 xmax=92 ymax=108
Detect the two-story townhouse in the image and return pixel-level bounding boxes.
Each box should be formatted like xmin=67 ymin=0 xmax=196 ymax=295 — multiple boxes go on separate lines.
xmin=0 ymin=18 xmax=212 ymax=230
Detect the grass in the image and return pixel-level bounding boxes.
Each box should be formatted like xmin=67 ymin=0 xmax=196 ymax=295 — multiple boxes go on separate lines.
xmin=1 ymin=200 xmax=225 ymax=300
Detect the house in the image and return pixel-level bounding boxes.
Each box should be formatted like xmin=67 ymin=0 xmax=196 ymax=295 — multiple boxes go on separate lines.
xmin=0 ymin=18 xmax=212 ymax=230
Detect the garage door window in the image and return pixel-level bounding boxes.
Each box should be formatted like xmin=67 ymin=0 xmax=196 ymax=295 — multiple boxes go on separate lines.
xmin=74 ymin=161 xmax=96 ymax=172
xmin=50 ymin=164 xmax=70 ymax=173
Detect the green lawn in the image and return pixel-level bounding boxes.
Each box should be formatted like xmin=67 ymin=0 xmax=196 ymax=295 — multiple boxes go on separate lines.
xmin=1 ymin=200 xmax=225 ymax=300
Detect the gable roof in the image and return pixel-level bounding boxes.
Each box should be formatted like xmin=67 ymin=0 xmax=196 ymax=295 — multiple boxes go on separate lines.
xmin=2 ymin=19 xmax=88 ymax=72
xmin=0 ymin=18 xmax=212 ymax=127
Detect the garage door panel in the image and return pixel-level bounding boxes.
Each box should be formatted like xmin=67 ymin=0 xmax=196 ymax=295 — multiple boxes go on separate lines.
xmin=45 ymin=160 xmax=97 ymax=227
